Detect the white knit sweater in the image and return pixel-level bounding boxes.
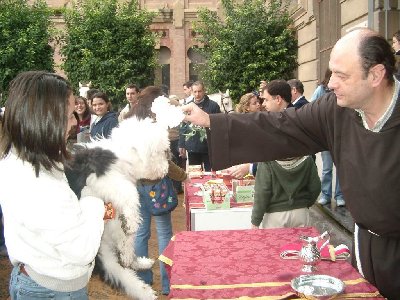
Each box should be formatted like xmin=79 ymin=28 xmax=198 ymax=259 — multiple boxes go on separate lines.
xmin=0 ymin=152 xmax=105 ymax=291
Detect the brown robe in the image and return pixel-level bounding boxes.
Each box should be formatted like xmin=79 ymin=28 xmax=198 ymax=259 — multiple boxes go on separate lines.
xmin=207 ymin=91 xmax=400 ymax=299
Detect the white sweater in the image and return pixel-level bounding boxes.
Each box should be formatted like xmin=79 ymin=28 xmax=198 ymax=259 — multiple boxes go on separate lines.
xmin=0 ymin=152 xmax=105 ymax=291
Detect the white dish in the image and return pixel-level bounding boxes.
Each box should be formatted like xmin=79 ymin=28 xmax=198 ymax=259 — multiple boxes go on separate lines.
xmin=291 ymin=274 xmax=345 ymax=298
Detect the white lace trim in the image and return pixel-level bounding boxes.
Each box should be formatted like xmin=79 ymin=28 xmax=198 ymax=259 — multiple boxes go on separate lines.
xmin=356 ymin=77 xmax=400 ymax=132
xmin=275 ymin=156 xmax=308 ymax=170
xmin=354 ymin=224 xmax=365 ymax=278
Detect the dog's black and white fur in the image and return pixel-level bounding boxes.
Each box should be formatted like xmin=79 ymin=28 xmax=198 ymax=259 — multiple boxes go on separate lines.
xmin=65 ymin=118 xmax=170 ymax=300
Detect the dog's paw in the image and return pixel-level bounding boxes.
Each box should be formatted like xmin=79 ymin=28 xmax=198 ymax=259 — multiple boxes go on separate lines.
xmin=132 ymin=257 xmax=154 ymax=270
xmin=125 ymin=279 xmax=157 ymax=300
xmin=138 ymin=284 xmax=157 ymax=300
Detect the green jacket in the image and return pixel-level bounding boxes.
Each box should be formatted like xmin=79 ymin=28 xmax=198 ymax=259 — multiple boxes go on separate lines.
xmin=251 ymin=156 xmax=320 ymax=226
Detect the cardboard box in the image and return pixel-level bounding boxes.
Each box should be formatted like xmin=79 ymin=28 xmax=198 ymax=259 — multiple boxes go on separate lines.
xmin=188 ymin=165 xmax=203 ymax=179
xmin=201 ymin=182 xmax=230 ymax=210
xmin=232 ymin=179 xmax=255 ymax=203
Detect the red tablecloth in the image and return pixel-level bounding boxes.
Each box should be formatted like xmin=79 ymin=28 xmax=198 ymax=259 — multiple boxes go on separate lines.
xmin=184 ymin=175 xmax=253 ymax=230
xmin=160 ymin=227 xmax=383 ymax=299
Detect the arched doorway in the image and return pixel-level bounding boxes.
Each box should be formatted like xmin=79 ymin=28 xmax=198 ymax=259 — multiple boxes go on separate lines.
xmin=187 ymin=46 xmax=206 ymax=82
xmin=155 ymin=46 xmax=171 ymax=93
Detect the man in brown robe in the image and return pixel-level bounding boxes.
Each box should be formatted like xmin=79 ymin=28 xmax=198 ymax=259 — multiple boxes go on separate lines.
xmin=183 ymin=28 xmax=400 ymax=299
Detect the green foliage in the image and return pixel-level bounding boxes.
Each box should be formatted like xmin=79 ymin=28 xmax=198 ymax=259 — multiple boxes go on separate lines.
xmin=193 ymin=0 xmax=297 ymax=102
xmin=0 ymin=0 xmax=54 ymax=104
xmin=184 ymin=125 xmax=207 ymax=142
xmin=61 ymin=0 xmax=157 ymax=109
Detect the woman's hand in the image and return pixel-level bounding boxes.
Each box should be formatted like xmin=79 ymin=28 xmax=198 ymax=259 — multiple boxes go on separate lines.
xmin=179 ymin=147 xmax=187 ymax=159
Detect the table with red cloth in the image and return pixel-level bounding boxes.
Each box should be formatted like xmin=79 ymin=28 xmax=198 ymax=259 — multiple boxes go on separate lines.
xmin=159 ymin=227 xmax=383 ymax=299
xmin=184 ymin=175 xmax=253 ymax=230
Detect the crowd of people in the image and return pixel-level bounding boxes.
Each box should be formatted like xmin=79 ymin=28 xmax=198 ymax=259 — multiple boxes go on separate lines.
xmin=0 ymin=27 xmax=399 ymax=299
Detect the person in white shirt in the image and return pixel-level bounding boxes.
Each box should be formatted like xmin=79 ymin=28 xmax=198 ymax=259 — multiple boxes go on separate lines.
xmin=0 ymin=71 xmax=114 ymax=300
xmin=118 ymin=83 xmax=139 ymax=122
xmin=182 ymin=80 xmax=194 ymax=104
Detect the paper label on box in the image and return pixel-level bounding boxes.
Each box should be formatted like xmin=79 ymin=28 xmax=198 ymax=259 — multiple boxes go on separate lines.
xmin=235 ymin=185 xmax=255 ymax=203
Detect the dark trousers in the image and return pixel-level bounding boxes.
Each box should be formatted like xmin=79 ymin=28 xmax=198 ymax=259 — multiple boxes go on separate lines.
xmin=170 ymin=140 xmax=183 ymax=193
xmin=188 ymin=152 xmax=211 ymax=171
xmin=352 ymin=225 xmax=400 ymax=299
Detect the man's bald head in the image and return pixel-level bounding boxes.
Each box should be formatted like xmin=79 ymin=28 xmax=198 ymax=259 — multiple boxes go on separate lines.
xmin=334 ymin=28 xmax=395 ymax=83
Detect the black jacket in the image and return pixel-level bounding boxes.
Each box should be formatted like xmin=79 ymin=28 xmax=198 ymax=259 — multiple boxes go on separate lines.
xmin=90 ymin=111 xmax=118 ymax=139
xmin=293 ymin=96 xmax=309 ymax=109
xmin=179 ymin=96 xmax=221 ymax=153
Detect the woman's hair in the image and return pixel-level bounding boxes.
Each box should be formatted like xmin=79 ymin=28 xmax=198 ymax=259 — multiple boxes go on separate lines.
xmin=393 ymin=30 xmax=400 ymax=42
xmin=0 ymin=71 xmax=72 ymax=176
xmin=125 ymin=86 xmax=164 ymax=120
xmin=92 ymin=91 xmax=112 ymax=111
xmin=75 ymin=96 xmax=91 ymax=121
xmin=86 ymin=88 xmax=100 ymax=101
xmin=235 ymin=93 xmax=256 ymax=113
xmin=320 ymin=69 xmax=332 ymax=87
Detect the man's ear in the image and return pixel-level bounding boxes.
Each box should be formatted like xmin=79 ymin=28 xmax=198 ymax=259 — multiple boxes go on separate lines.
xmin=369 ymin=64 xmax=386 ymax=87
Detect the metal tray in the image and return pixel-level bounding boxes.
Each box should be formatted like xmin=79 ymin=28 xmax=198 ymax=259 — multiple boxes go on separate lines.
xmin=291 ymin=274 xmax=345 ymax=298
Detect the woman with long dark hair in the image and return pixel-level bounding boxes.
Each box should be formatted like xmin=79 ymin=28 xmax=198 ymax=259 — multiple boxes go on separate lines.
xmin=0 ymin=71 xmax=113 ymax=299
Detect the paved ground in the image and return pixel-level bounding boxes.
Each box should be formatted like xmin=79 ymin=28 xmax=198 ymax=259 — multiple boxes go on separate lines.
xmin=311 ymin=153 xmax=354 ymax=249
xmin=310 ymin=205 xmax=352 ymax=250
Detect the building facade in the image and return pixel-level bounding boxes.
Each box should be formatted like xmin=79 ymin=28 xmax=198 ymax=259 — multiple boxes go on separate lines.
xmin=40 ymin=0 xmax=400 ymax=99
xmin=290 ymin=0 xmax=400 ymax=99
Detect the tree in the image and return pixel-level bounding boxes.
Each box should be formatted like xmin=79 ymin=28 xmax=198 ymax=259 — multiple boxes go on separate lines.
xmin=193 ymin=0 xmax=297 ymax=102
xmin=0 ymin=0 xmax=54 ymax=105
xmin=61 ymin=0 xmax=157 ymax=109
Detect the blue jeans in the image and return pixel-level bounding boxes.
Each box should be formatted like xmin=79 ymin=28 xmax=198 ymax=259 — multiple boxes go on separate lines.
xmin=9 ymin=265 xmax=88 ymax=300
xmin=135 ymin=185 xmax=173 ymax=295
xmin=321 ymin=151 xmax=343 ymax=201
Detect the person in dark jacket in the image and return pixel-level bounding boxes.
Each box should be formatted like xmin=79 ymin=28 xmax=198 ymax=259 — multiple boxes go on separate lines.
xmin=183 ymin=29 xmax=400 ymax=299
xmin=90 ymin=92 xmax=118 ymax=139
xmin=178 ymin=81 xmax=220 ymax=171
xmin=287 ymin=79 xmax=309 ymax=109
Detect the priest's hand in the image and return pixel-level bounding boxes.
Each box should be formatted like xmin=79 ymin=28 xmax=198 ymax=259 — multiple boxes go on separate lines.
xmin=182 ymin=103 xmax=211 ymax=127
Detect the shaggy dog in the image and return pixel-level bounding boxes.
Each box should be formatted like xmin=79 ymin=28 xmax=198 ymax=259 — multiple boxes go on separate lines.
xmin=65 ymin=118 xmax=170 ymax=300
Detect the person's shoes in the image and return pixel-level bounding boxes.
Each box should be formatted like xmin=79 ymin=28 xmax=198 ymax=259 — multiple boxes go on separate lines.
xmin=0 ymin=245 xmax=8 ymax=257
xmin=336 ymin=199 xmax=346 ymax=207
xmin=318 ymin=198 xmax=330 ymax=205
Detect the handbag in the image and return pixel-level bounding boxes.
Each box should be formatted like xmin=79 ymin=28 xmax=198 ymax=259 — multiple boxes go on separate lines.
xmin=139 ymin=176 xmax=178 ymax=216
